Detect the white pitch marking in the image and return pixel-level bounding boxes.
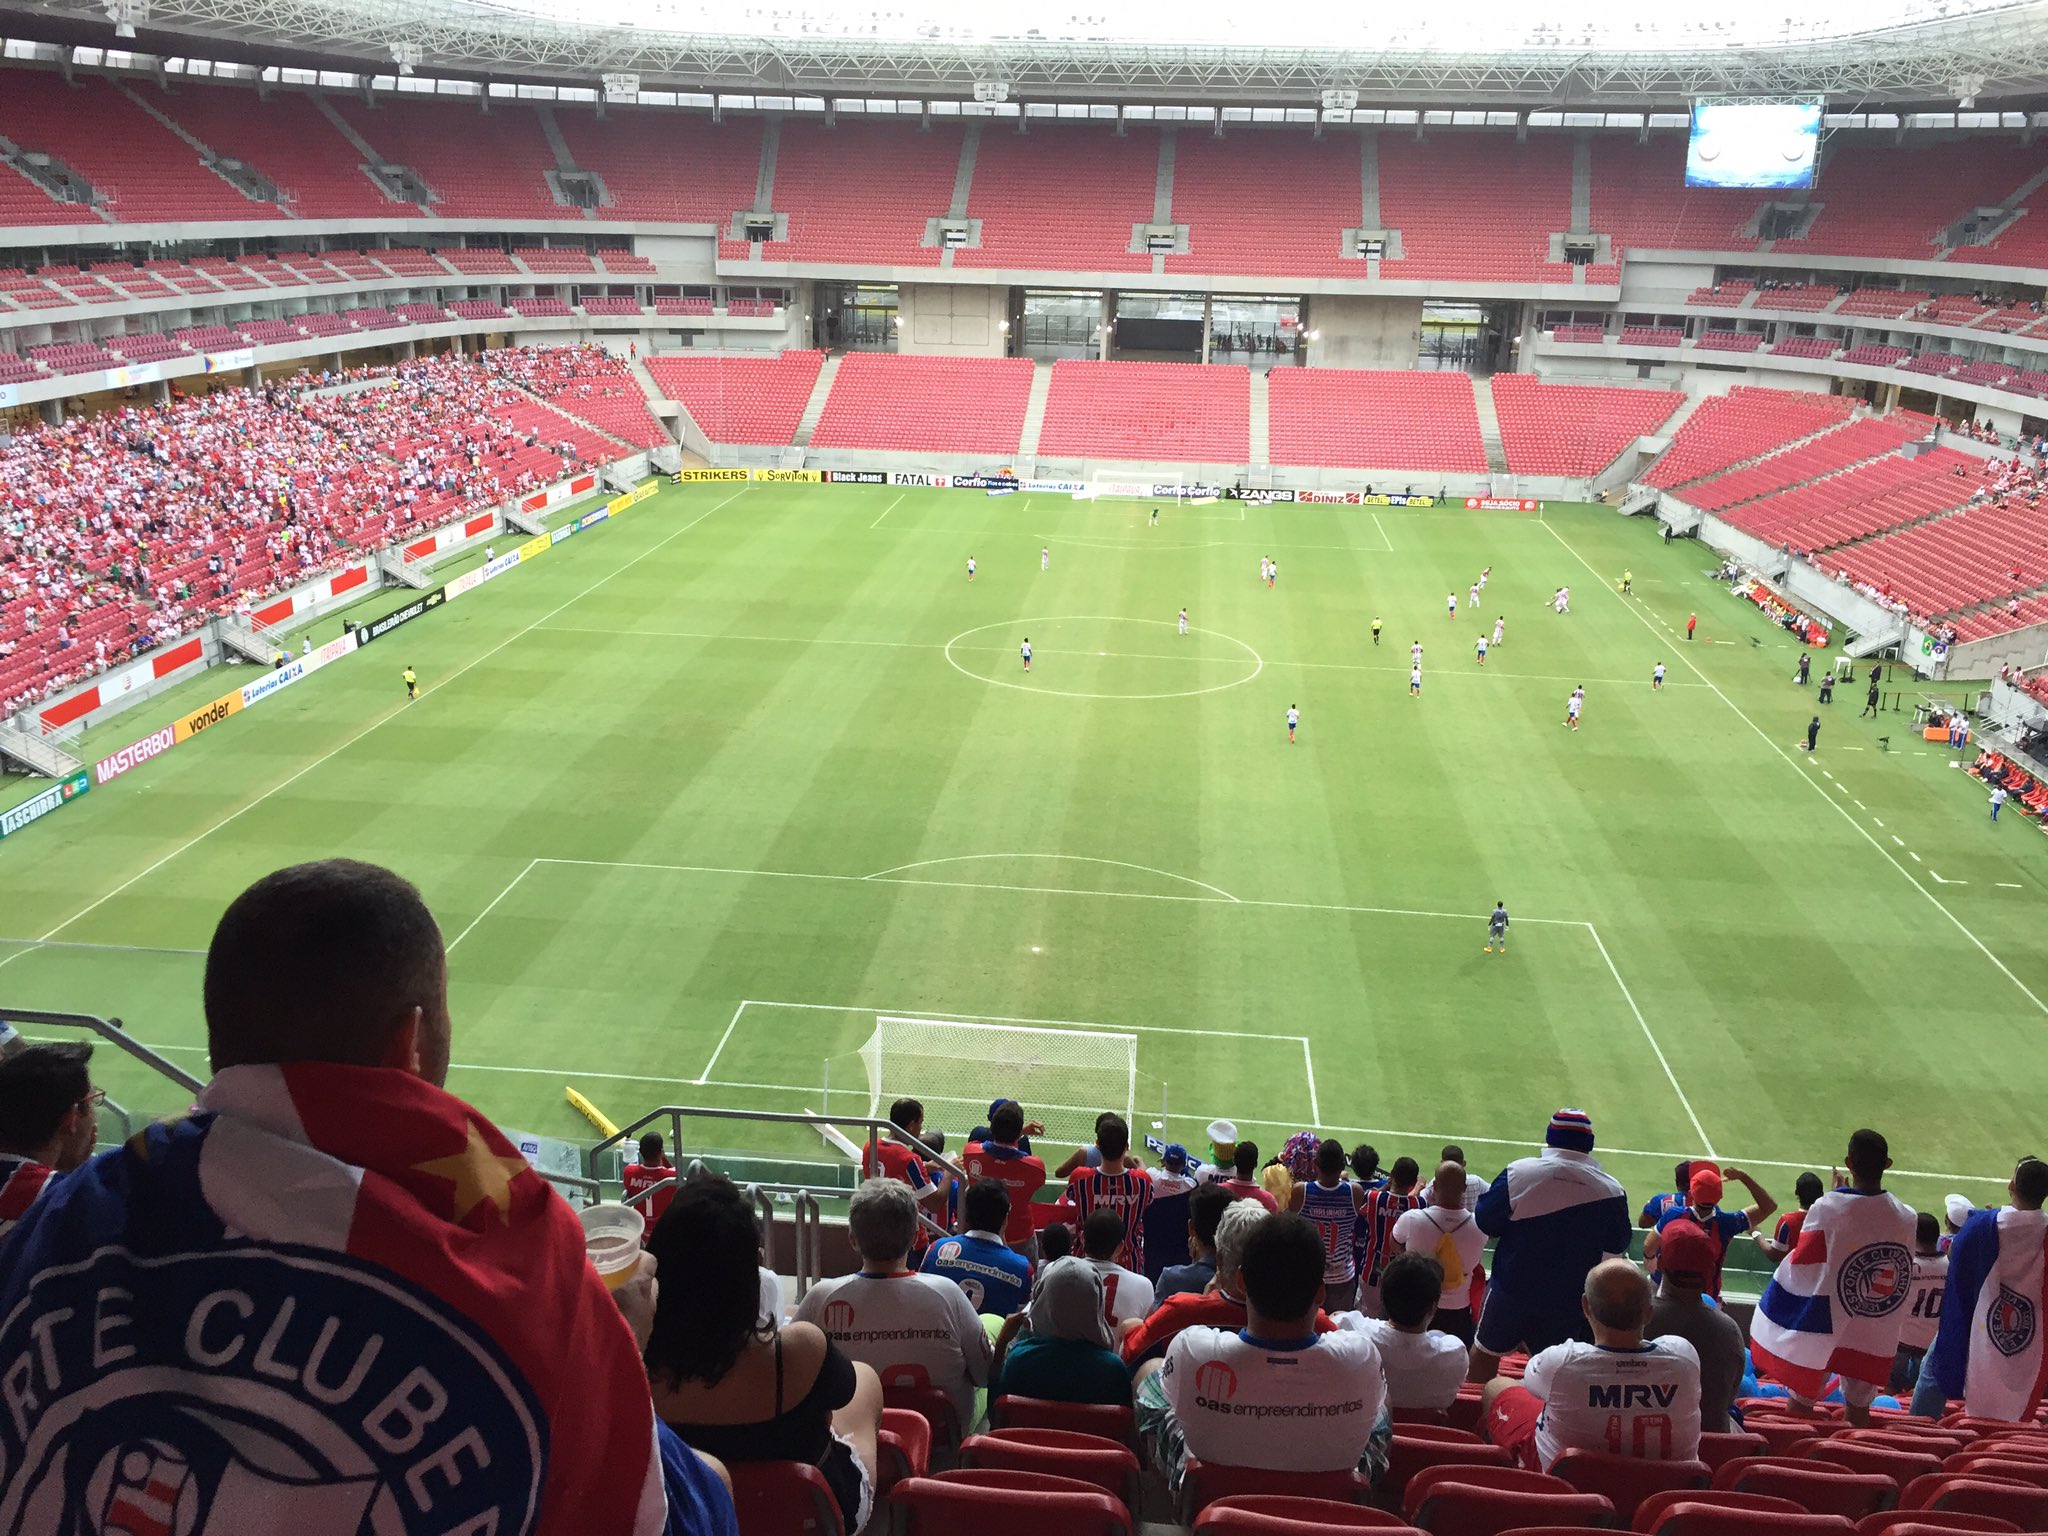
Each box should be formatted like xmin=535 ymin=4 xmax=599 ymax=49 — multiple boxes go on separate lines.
xmin=1539 ymin=517 xmax=2048 ymax=1021
xmin=695 ymin=1001 xmax=751 ymax=1083
xmin=1911 ymin=850 xmax=1922 ymax=862
xmin=1588 ymin=922 xmax=1716 ymax=1157
xmin=0 ymin=486 xmax=751 ymax=971
xmin=869 ymin=493 xmax=905 ymax=529
xmin=445 ymin=859 xmax=539 ymax=953
xmin=1874 ymin=818 xmax=1884 ymax=828
xmin=1892 ymin=834 xmax=1905 ymax=846
xmin=1301 ymin=1038 xmax=1322 ymax=1123
xmin=1853 ymin=800 xmax=1866 ymax=810
xmin=1998 ymin=882 xmax=2024 ymax=889
xmin=1371 ymin=512 xmax=1393 ymax=552
xmin=864 ymin=853 xmax=1242 ymax=903
xmin=733 ymin=996 xmax=1308 ymax=1044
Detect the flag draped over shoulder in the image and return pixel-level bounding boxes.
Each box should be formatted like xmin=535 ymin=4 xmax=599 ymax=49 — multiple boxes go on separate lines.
xmin=0 ymin=1062 xmax=669 ymax=1536
xmin=1930 ymin=1205 xmax=2048 ymax=1421
xmin=1751 ymin=1186 xmax=1918 ymax=1398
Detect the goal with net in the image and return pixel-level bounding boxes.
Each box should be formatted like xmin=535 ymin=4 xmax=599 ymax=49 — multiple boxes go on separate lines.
xmin=852 ymin=1015 xmax=1148 ymax=1151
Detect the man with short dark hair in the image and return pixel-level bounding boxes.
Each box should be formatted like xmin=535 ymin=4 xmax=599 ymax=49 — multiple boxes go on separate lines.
xmin=1355 ymin=1155 xmax=1424 ymax=1317
xmin=1122 ymin=1201 xmax=1339 ymax=1368
xmin=622 ymin=1129 xmax=678 ymax=1227
xmin=1064 ymin=1112 xmax=1154 ymax=1271
xmin=1755 ymin=1170 xmax=1825 ymax=1262
xmin=1221 ymin=1140 xmax=1280 ymax=1212
xmin=1393 ymin=1161 xmax=1487 ymax=1344
xmin=1341 ymin=1252 xmax=1469 ymax=1409
xmin=1140 ymin=1213 xmax=1389 ymax=1493
xmin=1082 ymin=1206 xmax=1155 ymax=1331
xmin=1156 ymin=1183 xmax=1232 ymax=1304
xmin=797 ymin=1177 xmax=993 ymax=1433
xmin=962 ymin=1101 xmax=1048 ymax=1251
xmin=1483 ymin=1258 xmax=1702 ymax=1470
xmin=921 ymin=1179 xmax=1032 ymax=1317
xmin=0 ymin=1042 xmax=98 ymax=1245
xmin=0 ymin=860 xmax=735 ymax=1536
xmin=1751 ymin=1128 xmax=1917 ymax=1425
xmin=1290 ymin=1133 xmax=1368 ymax=1311
xmin=1925 ymin=1155 xmax=2048 ymax=1420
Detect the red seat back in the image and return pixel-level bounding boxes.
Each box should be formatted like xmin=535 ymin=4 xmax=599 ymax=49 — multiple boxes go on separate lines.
xmin=1852 ymin=1512 xmax=2023 ymax=1534
xmin=1696 ymin=1432 xmax=1769 ymax=1470
xmin=1633 ymin=1489 xmax=1807 ymax=1532
xmin=1902 ymin=1475 xmax=2048 ymax=1524
xmin=1548 ymin=1450 xmax=1709 ymax=1519
xmin=1717 ymin=1457 xmax=1897 ymax=1517
xmin=889 ymin=1472 xmax=1131 ymax=1536
xmin=1645 ymin=1505 xmax=1855 ymax=1535
xmin=1813 ymin=1441 xmax=1944 ymax=1488
xmin=989 ymin=1393 xmax=1138 ymax=1445
xmin=726 ymin=1460 xmax=847 ymax=1536
xmin=877 ymin=1406 xmax=932 ymax=1490
xmin=881 ymin=1373 xmax=962 ymax=1450
xmin=1181 ymin=1457 xmax=1370 ymax=1519
xmin=1400 ymin=1464 xmax=1574 ymax=1521
xmin=1193 ymin=1495 xmax=1425 ymax=1533
xmin=1407 ymin=1482 xmax=1614 ymax=1535
xmin=1383 ymin=1434 xmax=1514 ymax=1506
xmin=1938 ymin=1456 xmax=2048 ymax=1488
xmin=958 ymin=1428 xmax=1140 ymax=1509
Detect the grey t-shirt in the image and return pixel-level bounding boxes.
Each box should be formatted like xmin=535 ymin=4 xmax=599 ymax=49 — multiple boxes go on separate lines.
xmin=1648 ymin=1293 xmax=1745 ymax=1434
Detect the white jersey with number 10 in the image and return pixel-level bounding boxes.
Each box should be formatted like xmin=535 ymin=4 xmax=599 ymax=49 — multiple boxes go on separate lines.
xmin=1525 ymin=1338 xmax=1702 ymax=1471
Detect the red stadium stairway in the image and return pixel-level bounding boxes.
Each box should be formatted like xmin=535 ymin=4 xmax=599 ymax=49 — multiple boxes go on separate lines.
xmin=1470 ymin=376 xmax=1510 ymax=475
xmin=1019 ymin=362 xmax=1054 ymax=458
xmin=1247 ymin=371 xmax=1271 ymax=465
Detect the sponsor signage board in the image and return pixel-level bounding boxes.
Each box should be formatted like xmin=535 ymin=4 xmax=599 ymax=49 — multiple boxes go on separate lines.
xmin=0 ymin=772 xmax=89 ymax=841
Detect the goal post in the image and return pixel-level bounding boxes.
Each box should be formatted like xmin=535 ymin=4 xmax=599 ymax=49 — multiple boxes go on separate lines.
xmin=851 ymin=1014 xmax=1146 ymax=1150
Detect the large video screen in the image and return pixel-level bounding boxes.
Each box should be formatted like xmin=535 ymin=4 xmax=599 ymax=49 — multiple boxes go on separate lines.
xmin=1685 ymin=100 xmax=1822 ymax=189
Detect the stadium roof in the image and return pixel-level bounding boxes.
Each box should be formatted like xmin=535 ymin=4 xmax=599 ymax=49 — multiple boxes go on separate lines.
xmin=11 ymin=0 xmax=2048 ymax=108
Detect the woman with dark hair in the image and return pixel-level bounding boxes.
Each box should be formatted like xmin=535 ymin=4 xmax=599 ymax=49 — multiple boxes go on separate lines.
xmin=646 ymin=1174 xmax=881 ymax=1531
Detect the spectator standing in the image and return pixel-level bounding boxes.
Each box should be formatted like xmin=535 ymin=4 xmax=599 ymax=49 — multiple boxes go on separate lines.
xmin=1647 ymin=1220 xmax=1746 ymax=1433
xmin=1355 ymin=1156 xmax=1425 ymax=1318
xmin=1484 ymin=1260 xmax=1701 ymax=1470
xmin=1442 ymin=1145 xmax=1488 ymax=1211
xmin=990 ymin=1257 xmax=1133 ymax=1407
xmin=1472 ymin=1109 xmax=1631 ymax=1380
xmin=1122 ymin=1200 xmax=1339 ymax=1368
xmin=1155 ymin=1183 xmax=1232 ymax=1304
xmin=1645 ymin=1165 xmax=1777 ymax=1298
xmin=1290 ymin=1134 xmax=1367 ymax=1310
xmin=0 ymin=861 xmax=733 ymax=1536
xmin=920 ymin=1179 xmax=1032 ymax=1317
xmin=863 ymin=1097 xmax=938 ymax=1197
xmin=1064 ymin=1113 xmax=1155 ymax=1271
xmin=1139 ymin=1214 xmax=1390 ymax=1494
xmin=1923 ymin=1155 xmax=2048 ymax=1420
xmin=1941 ymin=1191 xmax=1976 ymax=1255
xmin=1750 ymin=1129 xmax=1917 ymax=1424
xmin=1890 ymin=1212 xmax=1947 ymax=1396
xmin=795 ymin=1178 xmax=994 ymax=1436
xmin=1148 ymin=1141 xmax=1199 ymax=1199
xmin=621 ymin=1129 xmax=678 ymax=1228
xmin=0 ymin=1042 xmax=99 ymax=1245
xmin=1639 ymin=1160 xmax=1696 ymax=1231
xmin=648 ymin=1174 xmax=882 ymax=1533
xmin=1392 ymin=1161 xmax=1488 ymax=1344
xmin=1053 ymin=1110 xmax=1145 ymax=1180
xmin=1339 ymin=1252 xmax=1470 ymax=1411
xmin=962 ymin=1101 xmax=1048 ymax=1251
xmin=1220 ymin=1141 xmax=1280 ymax=1211
xmin=1755 ymin=1171 xmax=1825 ymax=1262
xmin=1082 ymin=1207 xmax=1155 ymax=1332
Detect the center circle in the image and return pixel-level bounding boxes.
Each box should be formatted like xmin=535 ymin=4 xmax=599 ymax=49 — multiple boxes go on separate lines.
xmin=943 ymin=616 xmax=1264 ymax=701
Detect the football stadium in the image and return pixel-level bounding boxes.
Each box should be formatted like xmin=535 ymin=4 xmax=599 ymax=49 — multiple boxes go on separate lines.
xmin=2 ymin=0 xmax=2048 ymax=1529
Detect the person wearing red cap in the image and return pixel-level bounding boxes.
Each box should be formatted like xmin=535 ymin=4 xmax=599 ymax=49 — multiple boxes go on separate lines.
xmin=1648 ymin=1219 xmax=1746 ymax=1432
xmin=1644 ymin=1165 xmax=1776 ymax=1299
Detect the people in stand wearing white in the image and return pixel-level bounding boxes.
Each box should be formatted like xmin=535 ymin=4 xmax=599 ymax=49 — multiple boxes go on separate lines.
xmin=1392 ymin=1161 xmax=1488 ymax=1345
xmin=1481 ymin=1258 xmax=1703 ymax=1471
xmin=1441 ymin=1146 xmax=1489 ymax=1213
xmin=793 ymin=1177 xmax=993 ymax=1437
xmin=1082 ymin=1207 xmax=1155 ymax=1336
xmin=1892 ymin=1211 xmax=1947 ymax=1397
xmin=1136 ymin=1213 xmax=1392 ymax=1494
xmin=1339 ymin=1251 xmax=1470 ymax=1410
xmin=1289 ymin=1134 xmax=1367 ymax=1312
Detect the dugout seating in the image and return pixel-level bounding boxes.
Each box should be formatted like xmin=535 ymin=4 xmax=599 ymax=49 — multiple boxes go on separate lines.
xmin=960 ymin=122 xmax=1157 ymax=274
xmin=1036 ymin=359 xmax=1252 ymax=463
xmin=1644 ymin=387 xmax=1857 ymax=489
xmin=1488 ymin=374 xmax=1684 ymax=476
xmin=644 ymin=350 xmax=825 ymax=444
xmin=1267 ymin=369 xmax=1489 ymax=472
xmin=1620 ymin=326 xmax=1684 ymax=347
xmin=1686 ymin=281 xmax=1754 ymax=307
xmin=810 ymin=352 xmax=1036 ymax=455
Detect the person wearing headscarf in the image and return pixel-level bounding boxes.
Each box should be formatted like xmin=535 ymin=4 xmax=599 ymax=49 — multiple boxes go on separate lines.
xmin=989 ymin=1256 xmax=1134 ymax=1406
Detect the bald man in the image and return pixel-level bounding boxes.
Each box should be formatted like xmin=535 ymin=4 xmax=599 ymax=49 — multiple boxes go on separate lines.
xmin=1480 ymin=1258 xmax=1702 ymax=1471
xmin=1391 ymin=1161 xmax=1487 ymax=1344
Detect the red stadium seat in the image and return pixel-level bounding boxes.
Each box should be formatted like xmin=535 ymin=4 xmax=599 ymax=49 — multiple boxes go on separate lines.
xmin=1696 ymin=1432 xmax=1770 ymax=1470
xmin=1408 ymin=1481 xmax=1613 ymax=1534
xmin=1812 ymin=1441 xmax=1945 ymax=1488
xmin=1643 ymin=1505 xmax=1855 ymax=1536
xmin=1401 ymin=1465 xmax=1596 ymax=1523
xmin=1382 ymin=1435 xmax=1515 ymax=1507
xmin=878 ymin=1371 xmax=962 ymax=1450
xmin=1180 ymin=1457 xmax=1372 ymax=1519
xmin=1194 ymin=1496 xmax=1425 ymax=1533
xmin=1899 ymin=1475 xmax=2048 ymax=1524
xmin=1393 ymin=1407 xmax=1456 ymax=1428
xmin=1853 ymin=1513 xmax=2022 ymax=1534
xmin=958 ymin=1428 xmax=1141 ymax=1510
xmin=1712 ymin=1458 xmax=1896 ymax=1519
xmin=987 ymin=1394 xmax=1137 ymax=1446
xmin=1633 ymin=1489 xmax=1809 ymax=1531
xmin=889 ymin=1470 xmax=1132 ymax=1536
xmin=1547 ymin=1450 xmax=1710 ymax=1520
xmin=1939 ymin=1455 xmax=2048 ymax=1487
xmin=1746 ymin=1421 xmax=1832 ymax=1458
xmin=726 ymin=1460 xmax=846 ymax=1536
xmin=877 ymin=1406 xmax=932 ymax=1491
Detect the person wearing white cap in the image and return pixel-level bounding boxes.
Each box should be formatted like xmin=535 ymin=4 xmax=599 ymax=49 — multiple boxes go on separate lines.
xmin=1194 ymin=1120 xmax=1238 ymax=1186
xmin=1940 ymin=1191 xmax=1977 ymax=1256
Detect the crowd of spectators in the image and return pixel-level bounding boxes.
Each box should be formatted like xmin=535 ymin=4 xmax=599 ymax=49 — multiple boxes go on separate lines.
xmin=0 ymin=349 xmax=634 ymax=715
xmin=0 ymin=862 xmax=2041 ymax=1534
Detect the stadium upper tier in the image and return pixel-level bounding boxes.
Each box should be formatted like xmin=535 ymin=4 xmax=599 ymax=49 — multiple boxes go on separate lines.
xmin=5 ymin=71 xmax=2048 ymax=286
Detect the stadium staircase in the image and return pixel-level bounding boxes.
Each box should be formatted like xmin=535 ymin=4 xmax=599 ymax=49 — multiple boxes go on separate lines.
xmin=1247 ymin=371 xmax=1271 ymax=465
xmin=112 ymin=80 xmax=281 ymax=209
xmin=378 ymin=547 xmax=434 ymax=589
xmin=0 ymin=722 xmax=81 ymax=778
xmin=1018 ymin=361 xmax=1053 ymax=458
xmin=1470 ymin=376 xmax=1510 ymax=475
xmin=791 ymin=353 xmax=841 ymax=448
xmin=215 ymin=616 xmax=276 ymax=664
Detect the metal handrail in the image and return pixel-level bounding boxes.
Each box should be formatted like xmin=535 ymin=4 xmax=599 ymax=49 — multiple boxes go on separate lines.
xmin=0 ymin=1008 xmax=207 ymax=1096
xmin=585 ymin=1103 xmax=969 ymax=1191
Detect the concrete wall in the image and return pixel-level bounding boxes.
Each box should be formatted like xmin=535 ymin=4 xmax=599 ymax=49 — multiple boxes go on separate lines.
xmin=897 ymin=284 xmax=1008 ymax=357
xmin=1306 ymin=295 xmax=1425 ymax=370
xmin=1942 ymin=622 xmax=2048 ymax=681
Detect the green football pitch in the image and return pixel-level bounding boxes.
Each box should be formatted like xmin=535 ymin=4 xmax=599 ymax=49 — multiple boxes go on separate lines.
xmin=3 ymin=479 xmax=2042 ymax=1228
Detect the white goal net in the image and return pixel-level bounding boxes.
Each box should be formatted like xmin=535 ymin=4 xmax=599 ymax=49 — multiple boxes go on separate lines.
xmin=854 ymin=1015 xmax=1142 ymax=1151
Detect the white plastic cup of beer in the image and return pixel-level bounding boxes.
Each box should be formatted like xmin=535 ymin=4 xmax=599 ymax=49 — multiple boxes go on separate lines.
xmin=580 ymin=1201 xmax=646 ymax=1290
